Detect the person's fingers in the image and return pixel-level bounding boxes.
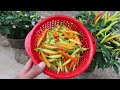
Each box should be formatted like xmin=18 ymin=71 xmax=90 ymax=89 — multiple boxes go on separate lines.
xmin=23 ymin=58 xmax=33 ymax=72
xmin=22 ymin=62 xmax=45 ymax=79
xmin=15 ymin=59 xmax=33 ymax=79
xmin=20 ymin=59 xmax=33 ymax=74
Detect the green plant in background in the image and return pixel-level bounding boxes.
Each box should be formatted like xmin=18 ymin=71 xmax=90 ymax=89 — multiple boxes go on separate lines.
xmin=0 ymin=11 xmax=41 ymax=39
xmin=74 ymin=11 xmax=120 ymax=74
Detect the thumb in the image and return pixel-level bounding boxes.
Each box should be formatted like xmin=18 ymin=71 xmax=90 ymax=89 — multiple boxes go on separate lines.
xmin=23 ymin=62 xmax=45 ymax=79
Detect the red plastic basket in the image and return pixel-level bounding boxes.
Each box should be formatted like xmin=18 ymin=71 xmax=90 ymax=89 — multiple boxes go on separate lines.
xmin=25 ymin=15 xmax=96 ymax=79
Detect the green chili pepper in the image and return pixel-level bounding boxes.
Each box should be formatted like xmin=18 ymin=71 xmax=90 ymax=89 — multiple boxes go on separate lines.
xmin=104 ymin=34 xmax=120 ymax=42
xmin=79 ymin=17 xmax=84 ymax=24
xmin=100 ymin=33 xmax=111 ymax=43
xmin=50 ymin=63 xmax=58 ymax=71
xmin=113 ymin=49 xmax=120 ymax=52
xmin=96 ymin=27 xmax=111 ymax=37
xmin=104 ymin=45 xmax=113 ymax=49
xmin=109 ymin=11 xmax=119 ymax=19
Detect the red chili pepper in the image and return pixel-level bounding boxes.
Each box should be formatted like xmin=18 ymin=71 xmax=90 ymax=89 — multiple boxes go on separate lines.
xmin=94 ymin=11 xmax=103 ymax=24
xmin=62 ymin=58 xmax=69 ymax=69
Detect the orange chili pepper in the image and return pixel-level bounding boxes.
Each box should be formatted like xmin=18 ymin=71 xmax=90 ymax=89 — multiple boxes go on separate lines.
xmin=69 ymin=56 xmax=80 ymax=69
xmin=37 ymin=29 xmax=48 ymax=47
xmin=94 ymin=11 xmax=103 ymax=24
xmin=59 ymin=50 xmax=74 ymax=60
xmin=56 ymin=48 xmax=67 ymax=53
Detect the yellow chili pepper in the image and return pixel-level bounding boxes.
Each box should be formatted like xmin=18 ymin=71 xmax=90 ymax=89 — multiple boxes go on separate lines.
xmin=103 ymin=11 xmax=108 ymax=26
xmin=110 ymin=40 xmax=120 ymax=46
xmin=79 ymin=17 xmax=84 ymax=24
xmin=40 ymin=50 xmax=51 ymax=68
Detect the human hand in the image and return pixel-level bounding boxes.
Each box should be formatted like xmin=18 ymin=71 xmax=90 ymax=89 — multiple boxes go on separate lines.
xmin=15 ymin=59 xmax=45 ymax=79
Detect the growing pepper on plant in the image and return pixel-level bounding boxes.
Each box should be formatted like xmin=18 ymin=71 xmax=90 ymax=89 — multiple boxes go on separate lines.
xmin=74 ymin=11 xmax=120 ymax=74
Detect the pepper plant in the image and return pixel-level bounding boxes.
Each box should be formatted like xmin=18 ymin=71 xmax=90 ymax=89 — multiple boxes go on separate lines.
xmin=74 ymin=11 xmax=120 ymax=74
xmin=0 ymin=11 xmax=41 ymax=39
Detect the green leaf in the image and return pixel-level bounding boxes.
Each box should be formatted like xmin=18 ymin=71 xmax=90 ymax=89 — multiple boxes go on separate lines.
xmin=6 ymin=16 xmax=16 ymax=19
xmin=118 ymin=54 xmax=120 ymax=58
xmin=90 ymin=60 xmax=96 ymax=70
xmin=90 ymin=29 xmax=95 ymax=33
xmin=98 ymin=57 xmax=106 ymax=69
xmin=113 ymin=64 xmax=119 ymax=74
xmin=116 ymin=62 xmax=120 ymax=66
xmin=94 ymin=52 xmax=103 ymax=65
xmin=105 ymin=61 xmax=111 ymax=68
xmin=0 ymin=26 xmax=10 ymax=35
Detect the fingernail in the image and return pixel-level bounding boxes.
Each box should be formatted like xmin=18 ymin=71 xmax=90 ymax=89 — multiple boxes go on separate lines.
xmin=38 ymin=62 xmax=45 ymax=68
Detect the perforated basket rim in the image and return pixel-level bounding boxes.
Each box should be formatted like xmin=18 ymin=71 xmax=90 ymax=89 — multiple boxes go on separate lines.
xmin=28 ymin=15 xmax=96 ymax=79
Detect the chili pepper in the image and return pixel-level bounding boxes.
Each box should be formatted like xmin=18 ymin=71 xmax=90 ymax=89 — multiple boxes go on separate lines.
xmin=104 ymin=45 xmax=113 ymax=49
xmin=100 ymin=33 xmax=111 ymax=43
xmin=65 ymin=30 xmax=80 ymax=35
xmin=63 ymin=31 xmax=71 ymax=39
xmin=94 ymin=11 xmax=102 ymax=24
xmin=36 ymin=53 xmax=43 ymax=61
xmin=72 ymin=48 xmax=81 ymax=56
xmin=113 ymin=49 xmax=120 ymax=52
xmin=62 ymin=58 xmax=69 ymax=69
xmin=62 ymin=59 xmax=71 ymax=66
xmin=64 ymin=66 xmax=68 ymax=73
xmin=48 ymin=59 xmax=59 ymax=62
xmin=59 ymin=50 xmax=74 ymax=60
xmin=56 ymin=48 xmax=67 ymax=53
xmin=108 ymin=12 xmax=111 ymax=19
xmin=69 ymin=56 xmax=80 ymax=69
xmin=103 ymin=11 xmax=108 ymax=26
xmin=59 ymin=41 xmax=76 ymax=47
xmin=96 ymin=21 xmax=118 ymax=37
xmin=69 ymin=39 xmax=82 ymax=46
xmin=109 ymin=11 xmax=119 ymax=19
xmin=111 ymin=18 xmax=120 ymax=22
xmin=42 ymin=44 xmax=57 ymax=50
xmin=41 ymin=48 xmax=59 ymax=54
xmin=37 ymin=29 xmax=48 ymax=47
xmin=110 ymin=40 xmax=120 ymax=46
xmin=57 ymin=66 xmax=60 ymax=73
xmin=47 ymin=54 xmax=62 ymax=59
xmin=53 ymin=43 xmax=74 ymax=49
xmin=74 ymin=34 xmax=82 ymax=45
xmin=50 ymin=63 xmax=58 ymax=71
xmin=114 ymin=37 xmax=119 ymax=41
xmin=40 ymin=50 xmax=51 ymax=68
xmin=94 ymin=16 xmax=101 ymax=25
xmin=96 ymin=27 xmax=111 ymax=37
xmin=79 ymin=17 xmax=84 ymax=24
xmin=88 ymin=11 xmax=91 ymax=16
xmin=62 ymin=48 xmax=81 ymax=66
xmin=104 ymin=34 xmax=120 ymax=42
